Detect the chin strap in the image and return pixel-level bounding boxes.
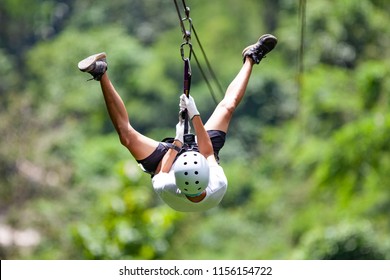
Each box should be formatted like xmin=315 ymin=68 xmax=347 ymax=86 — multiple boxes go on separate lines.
xmin=185 ymin=191 xmax=203 ymax=197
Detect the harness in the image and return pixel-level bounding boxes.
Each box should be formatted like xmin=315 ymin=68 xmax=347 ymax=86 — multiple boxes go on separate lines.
xmin=161 ymin=135 xmax=198 ymax=156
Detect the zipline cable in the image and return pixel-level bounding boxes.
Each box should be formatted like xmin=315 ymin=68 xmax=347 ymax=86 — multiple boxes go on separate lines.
xmin=191 ymin=25 xmax=224 ymax=102
xmin=191 ymin=47 xmax=219 ymax=105
xmin=173 ymin=0 xmax=224 ymax=105
xmin=173 ymin=0 xmax=190 ymax=42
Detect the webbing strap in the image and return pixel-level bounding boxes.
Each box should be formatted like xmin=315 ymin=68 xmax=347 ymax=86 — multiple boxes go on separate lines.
xmin=183 ymin=58 xmax=191 ymax=96
xmin=182 ymin=58 xmax=191 ymax=134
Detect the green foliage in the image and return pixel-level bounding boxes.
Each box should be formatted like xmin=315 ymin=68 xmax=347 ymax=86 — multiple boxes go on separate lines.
xmin=71 ymin=172 xmax=183 ymax=259
xmin=294 ymin=222 xmax=390 ymax=259
xmin=1 ymin=0 xmax=390 ymax=260
xmin=68 ymin=140 xmax=184 ymax=259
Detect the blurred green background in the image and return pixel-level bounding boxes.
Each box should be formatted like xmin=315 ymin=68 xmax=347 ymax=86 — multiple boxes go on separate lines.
xmin=1 ymin=0 xmax=390 ymax=260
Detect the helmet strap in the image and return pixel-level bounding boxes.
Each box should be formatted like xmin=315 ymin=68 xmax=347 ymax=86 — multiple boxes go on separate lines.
xmin=185 ymin=192 xmax=203 ymax=197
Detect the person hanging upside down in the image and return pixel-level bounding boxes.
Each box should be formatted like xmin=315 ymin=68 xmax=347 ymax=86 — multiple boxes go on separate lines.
xmin=78 ymin=34 xmax=277 ymax=212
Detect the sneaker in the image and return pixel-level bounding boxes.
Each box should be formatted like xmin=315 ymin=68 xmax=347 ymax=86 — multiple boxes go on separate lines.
xmin=78 ymin=52 xmax=107 ymax=81
xmin=242 ymin=34 xmax=277 ymax=64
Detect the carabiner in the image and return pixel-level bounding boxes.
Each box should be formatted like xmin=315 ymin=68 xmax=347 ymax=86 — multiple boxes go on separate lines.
xmin=180 ymin=41 xmax=193 ymax=61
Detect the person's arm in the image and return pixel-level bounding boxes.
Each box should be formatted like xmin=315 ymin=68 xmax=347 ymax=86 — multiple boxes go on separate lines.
xmin=156 ymin=120 xmax=184 ymax=174
xmin=183 ymin=94 xmax=217 ymax=163
xmin=159 ymin=139 xmax=183 ymax=173
xmin=191 ymin=116 xmax=214 ymax=159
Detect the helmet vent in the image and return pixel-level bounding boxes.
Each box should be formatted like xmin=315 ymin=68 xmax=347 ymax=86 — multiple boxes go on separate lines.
xmin=194 ymin=171 xmax=198 ymax=175
xmin=184 ymin=162 xmax=188 ymax=165
xmin=195 ymin=181 xmax=199 ymax=184
xmin=184 ymin=172 xmax=188 ymax=175
xmin=194 ymin=161 xmax=198 ymax=164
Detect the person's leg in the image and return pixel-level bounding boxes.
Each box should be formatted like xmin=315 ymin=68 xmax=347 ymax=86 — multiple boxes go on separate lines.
xmin=78 ymin=53 xmax=159 ymax=160
xmin=99 ymin=73 xmax=160 ymax=160
xmin=204 ymin=58 xmax=254 ymax=133
xmin=204 ymin=34 xmax=278 ymax=133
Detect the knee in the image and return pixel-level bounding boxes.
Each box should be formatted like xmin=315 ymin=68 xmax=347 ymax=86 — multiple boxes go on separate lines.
xmin=119 ymin=133 xmax=130 ymax=148
xmin=117 ymin=127 xmax=133 ymax=148
xmin=118 ymin=135 xmax=128 ymax=148
xmin=218 ymin=98 xmax=237 ymax=116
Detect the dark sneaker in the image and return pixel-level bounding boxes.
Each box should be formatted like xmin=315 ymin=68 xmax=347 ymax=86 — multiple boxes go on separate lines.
xmin=78 ymin=52 xmax=107 ymax=81
xmin=242 ymin=34 xmax=277 ymax=64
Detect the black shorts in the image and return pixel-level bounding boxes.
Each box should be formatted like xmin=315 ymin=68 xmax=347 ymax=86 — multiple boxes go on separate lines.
xmin=137 ymin=130 xmax=226 ymax=175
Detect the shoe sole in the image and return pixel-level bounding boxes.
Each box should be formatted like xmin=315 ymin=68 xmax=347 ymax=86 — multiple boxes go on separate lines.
xmin=78 ymin=52 xmax=106 ymax=71
xmin=242 ymin=34 xmax=277 ymax=56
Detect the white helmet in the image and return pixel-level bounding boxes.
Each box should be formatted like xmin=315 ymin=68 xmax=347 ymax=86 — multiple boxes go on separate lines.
xmin=173 ymin=151 xmax=210 ymax=196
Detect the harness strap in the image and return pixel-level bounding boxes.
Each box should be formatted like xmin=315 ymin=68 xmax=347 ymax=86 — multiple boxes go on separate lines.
xmin=162 ymin=137 xmax=198 ymax=154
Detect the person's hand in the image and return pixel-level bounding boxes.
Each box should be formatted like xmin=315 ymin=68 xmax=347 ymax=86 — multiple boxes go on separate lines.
xmin=175 ymin=120 xmax=184 ymax=144
xmin=179 ymin=94 xmax=186 ymax=112
xmin=180 ymin=94 xmax=200 ymax=119
xmin=177 ymin=95 xmax=191 ymax=134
